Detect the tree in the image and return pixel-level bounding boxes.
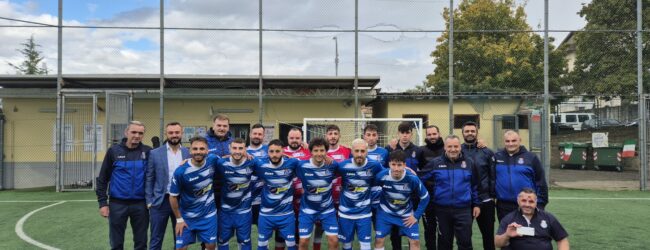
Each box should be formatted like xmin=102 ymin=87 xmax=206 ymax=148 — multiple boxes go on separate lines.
xmin=567 ymin=0 xmax=650 ymax=96
xmin=425 ymin=0 xmax=565 ymax=93
xmin=7 ymin=35 xmax=49 ymax=75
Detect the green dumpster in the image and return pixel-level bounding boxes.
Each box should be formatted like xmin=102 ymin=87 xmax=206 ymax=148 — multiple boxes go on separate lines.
xmin=592 ymin=143 xmax=623 ymax=172
xmin=558 ymin=142 xmax=592 ymax=170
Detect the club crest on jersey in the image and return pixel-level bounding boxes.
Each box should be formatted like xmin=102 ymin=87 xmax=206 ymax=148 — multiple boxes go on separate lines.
xmin=461 ymin=161 xmax=467 ymax=168
xmin=412 ymin=151 xmax=416 ymax=158
xmin=518 ymin=158 xmax=524 ymax=164
xmin=141 ymin=152 xmax=146 ymax=159
xmin=393 ymin=183 xmax=411 ymax=192
xmin=541 ymin=220 xmax=548 ymax=228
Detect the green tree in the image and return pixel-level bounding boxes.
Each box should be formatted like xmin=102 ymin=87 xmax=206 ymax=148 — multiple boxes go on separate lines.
xmin=567 ymin=0 xmax=650 ymax=95
xmin=8 ymin=35 xmax=49 ymax=75
xmin=425 ymin=0 xmax=565 ymax=93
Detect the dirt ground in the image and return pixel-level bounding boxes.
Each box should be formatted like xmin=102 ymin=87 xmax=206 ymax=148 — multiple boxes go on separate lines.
xmin=549 ymin=168 xmax=643 ymax=191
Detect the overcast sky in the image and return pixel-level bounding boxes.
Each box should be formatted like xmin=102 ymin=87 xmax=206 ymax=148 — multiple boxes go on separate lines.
xmin=0 ymin=0 xmax=590 ymax=91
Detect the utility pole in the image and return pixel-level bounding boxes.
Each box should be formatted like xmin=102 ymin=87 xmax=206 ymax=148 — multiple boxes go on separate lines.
xmin=333 ymin=36 xmax=339 ymax=76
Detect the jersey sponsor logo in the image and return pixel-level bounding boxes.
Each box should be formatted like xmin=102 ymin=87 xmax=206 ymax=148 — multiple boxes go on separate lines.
xmin=189 ymin=176 xmax=199 ymax=182
xmin=225 ymin=170 xmax=235 ymax=174
xmin=541 ymin=220 xmax=548 ymax=228
xmin=117 ymin=155 xmax=126 ymax=159
xmin=305 ymin=173 xmax=314 ymax=177
xmin=193 ymin=183 xmax=212 ymax=197
xmin=274 ymin=169 xmax=292 ymax=176
xmin=270 ymin=186 xmax=289 ymax=194
xmin=391 ymin=199 xmax=407 ymax=205
xmin=393 ymin=184 xmax=411 ymax=192
xmin=264 ymin=172 xmax=274 ymax=175
xmin=308 ymin=187 xmax=330 ymax=194
xmin=315 ymin=170 xmax=332 ymax=177
xmin=518 ymin=158 xmax=524 ymax=164
xmin=356 ymin=169 xmax=373 ymax=177
xmin=228 ymin=182 xmax=250 ymax=191
xmin=347 ymin=186 xmax=368 ymax=192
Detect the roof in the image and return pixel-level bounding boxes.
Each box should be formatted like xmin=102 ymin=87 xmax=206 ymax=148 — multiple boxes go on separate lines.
xmin=0 ymin=74 xmax=380 ymax=89
xmin=376 ymin=92 xmax=538 ymax=100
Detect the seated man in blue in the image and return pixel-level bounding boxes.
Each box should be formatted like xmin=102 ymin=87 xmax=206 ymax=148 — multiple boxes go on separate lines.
xmin=373 ymin=150 xmax=430 ymax=250
xmin=296 ymin=137 xmax=339 ymax=250
xmin=254 ymin=139 xmax=300 ymax=250
xmin=215 ymin=138 xmax=262 ymax=250
xmin=169 ymin=136 xmax=219 ymax=250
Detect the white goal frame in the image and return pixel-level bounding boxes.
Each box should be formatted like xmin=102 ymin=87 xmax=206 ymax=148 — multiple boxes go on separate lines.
xmin=302 ymin=118 xmax=424 ymax=146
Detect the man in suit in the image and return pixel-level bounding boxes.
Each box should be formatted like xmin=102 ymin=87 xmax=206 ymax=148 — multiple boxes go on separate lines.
xmin=145 ymin=122 xmax=191 ymax=250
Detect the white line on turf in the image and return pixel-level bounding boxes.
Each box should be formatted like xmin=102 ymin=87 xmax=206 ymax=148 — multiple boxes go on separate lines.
xmin=550 ymin=197 xmax=650 ymax=200
xmin=15 ymin=201 xmax=65 ymax=250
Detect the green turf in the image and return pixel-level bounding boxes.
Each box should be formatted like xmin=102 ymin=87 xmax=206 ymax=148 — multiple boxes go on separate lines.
xmin=0 ymin=188 xmax=648 ymax=249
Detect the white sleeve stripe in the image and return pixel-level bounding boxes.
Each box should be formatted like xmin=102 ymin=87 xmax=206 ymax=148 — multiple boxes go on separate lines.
xmin=169 ymin=193 xmax=180 ymax=196
xmin=420 ymin=193 xmax=429 ymax=199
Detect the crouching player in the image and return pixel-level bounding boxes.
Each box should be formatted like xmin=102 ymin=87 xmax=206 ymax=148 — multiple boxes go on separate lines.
xmin=296 ymin=137 xmax=340 ymax=250
xmin=374 ymin=150 xmax=430 ymax=250
xmin=169 ymin=137 xmax=219 ymax=250
xmin=255 ymin=139 xmax=300 ymax=250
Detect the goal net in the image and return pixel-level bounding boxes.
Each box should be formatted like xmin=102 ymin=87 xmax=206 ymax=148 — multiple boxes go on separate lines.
xmin=302 ymin=118 xmax=424 ymax=148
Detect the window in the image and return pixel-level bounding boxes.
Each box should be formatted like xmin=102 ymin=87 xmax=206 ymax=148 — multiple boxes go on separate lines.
xmin=518 ymin=114 xmax=529 ymax=129
xmin=554 ymin=115 xmax=560 ymax=123
xmin=578 ymin=115 xmax=590 ymax=122
xmin=565 ymin=115 xmax=577 ymax=123
xmin=501 ymin=116 xmax=517 ymax=130
xmin=454 ymin=115 xmax=480 ymax=129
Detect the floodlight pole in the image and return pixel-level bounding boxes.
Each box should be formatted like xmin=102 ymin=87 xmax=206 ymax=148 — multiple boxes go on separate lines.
xmin=159 ymin=0 xmax=165 ymax=140
xmin=448 ymin=0 xmax=454 ymax=135
xmin=637 ymin=0 xmax=647 ymax=191
xmin=258 ymin=0 xmax=264 ymax=123
xmin=543 ymin=0 xmax=551 ymax=185
xmin=55 ymin=0 xmax=63 ymax=192
xmin=333 ymin=36 xmax=339 ymax=76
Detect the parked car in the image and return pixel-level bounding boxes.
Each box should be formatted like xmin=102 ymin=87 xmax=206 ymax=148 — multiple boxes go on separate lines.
xmin=581 ymin=118 xmax=623 ymax=130
xmin=551 ymin=113 xmax=596 ymax=131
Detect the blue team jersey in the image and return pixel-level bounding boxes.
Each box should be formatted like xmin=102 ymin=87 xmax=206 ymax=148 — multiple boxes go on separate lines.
xmin=254 ymin=157 xmax=299 ymax=216
xmin=296 ymin=159 xmax=338 ymax=215
xmin=367 ymin=146 xmax=389 ymax=167
xmin=170 ymin=155 xmax=219 ymax=226
xmin=336 ymin=159 xmax=384 ymax=219
xmin=247 ymin=145 xmax=268 ymax=205
xmin=215 ymin=157 xmax=261 ymax=214
xmin=375 ymin=169 xmax=430 ymax=219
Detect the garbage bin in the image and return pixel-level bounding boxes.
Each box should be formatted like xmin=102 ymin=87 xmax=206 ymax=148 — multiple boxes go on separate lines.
xmin=592 ymin=143 xmax=623 ymax=172
xmin=558 ymin=142 xmax=592 ymax=170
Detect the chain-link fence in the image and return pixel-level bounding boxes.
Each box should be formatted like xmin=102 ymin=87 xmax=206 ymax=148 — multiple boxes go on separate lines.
xmin=0 ymin=0 xmax=647 ymax=191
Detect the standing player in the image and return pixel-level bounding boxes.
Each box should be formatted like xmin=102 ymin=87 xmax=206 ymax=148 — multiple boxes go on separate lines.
xmin=418 ymin=124 xmax=445 ymax=250
xmin=247 ymin=123 xmax=268 ymax=237
xmin=461 ymin=121 xmax=496 ymax=250
xmin=215 ymin=138 xmax=261 ymax=250
xmin=374 ymin=150 xmax=430 ymax=250
xmin=322 ymin=125 xmax=349 ymax=249
xmin=169 ymin=137 xmax=219 ymax=250
xmin=363 ymin=124 xmax=389 ymax=167
xmin=281 ymin=128 xmax=310 ymax=250
xmin=296 ymin=137 xmax=340 ymax=250
xmin=336 ymin=139 xmax=384 ymax=250
xmin=255 ymin=139 xmax=301 ymax=250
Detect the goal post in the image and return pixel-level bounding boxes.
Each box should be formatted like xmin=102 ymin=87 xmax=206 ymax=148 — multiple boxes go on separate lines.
xmin=302 ymin=118 xmax=424 ymax=148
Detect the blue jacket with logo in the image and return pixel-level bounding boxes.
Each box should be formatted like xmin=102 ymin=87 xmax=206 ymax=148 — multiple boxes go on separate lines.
xmin=206 ymin=128 xmax=233 ymax=157
xmin=96 ymin=140 xmax=152 ymax=208
xmin=387 ymin=142 xmax=426 ymax=176
xmin=494 ymin=146 xmax=548 ymax=205
xmin=462 ymin=143 xmax=495 ymax=201
xmin=421 ymin=154 xmax=480 ymax=208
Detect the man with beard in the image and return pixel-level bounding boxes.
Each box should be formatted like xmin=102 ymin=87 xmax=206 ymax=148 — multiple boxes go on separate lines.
xmin=215 ymin=138 xmax=262 ymax=250
xmin=461 ymin=121 xmax=496 ymax=250
xmin=247 ymin=124 xmax=268 ymax=244
xmin=495 ymin=189 xmax=569 ymax=250
xmin=322 ymin=125 xmax=349 ymax=249
xmin=336 ymin=139 xmax=384 ymax=250
xmin=255 ymin=139 xmax=301 ymax=250
xmin=280 ymin=128 xmax=310 ymax=250
xmin=169 ymin=137 xmax=219 ymax=250
xmin=146 ymin=122 xmax=191 ymax=250
xmin=418 ymin=125 xmax=444 ymax=250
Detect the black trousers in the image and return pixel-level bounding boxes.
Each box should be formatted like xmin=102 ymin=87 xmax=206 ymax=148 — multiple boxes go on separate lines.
xmin=422 ymin=203 xmax=437 ymax=250
xmin=475 ymin=200 xmax=495 ymax=250
xmin=108 ymin=200 xmax=149 ymax=250
xmin=496 ymin=200 xmax=518 ymax=222
xmin=435 ymin=206 xmax=473 ymax=250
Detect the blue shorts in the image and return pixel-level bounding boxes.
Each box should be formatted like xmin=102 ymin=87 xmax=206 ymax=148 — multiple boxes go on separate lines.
xmin=257 ymin=213 xmax=296 ymax=249
xmin=298 ymin=210 xmax=338 ymax=238
xmin=338 ymin=216 xmax=372 ymax=244
xmin=175 ymin=218 xmax=218 ymax=249
xmin=374 ymin=210 xmax=420 ymax=240
xmin=218 ymin=211 xmax=252 ymax=246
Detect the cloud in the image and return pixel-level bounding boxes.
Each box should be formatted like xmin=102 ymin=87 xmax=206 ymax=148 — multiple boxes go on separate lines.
xmin=0 ymin=0 xmax=586 ymax=90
